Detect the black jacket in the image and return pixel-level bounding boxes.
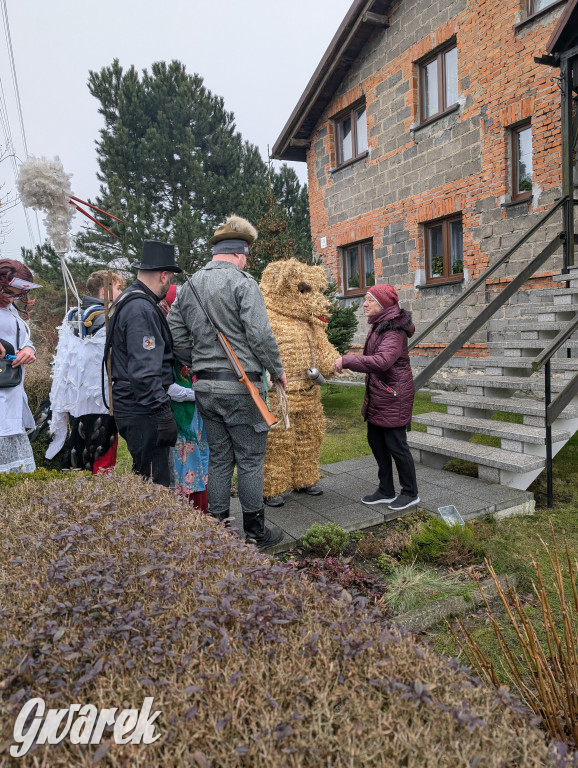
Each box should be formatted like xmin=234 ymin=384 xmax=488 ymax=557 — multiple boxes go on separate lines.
xmin=108 ymin=280 xmax=174 ymax=414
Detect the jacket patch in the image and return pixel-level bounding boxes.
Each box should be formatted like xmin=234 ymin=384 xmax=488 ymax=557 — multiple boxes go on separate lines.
xmin=143 ymin=336 xmax=156 ymax=350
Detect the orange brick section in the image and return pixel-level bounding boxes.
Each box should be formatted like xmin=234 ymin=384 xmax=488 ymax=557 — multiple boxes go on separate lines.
xmin=306 ymin=0 xmax=565 ymax=319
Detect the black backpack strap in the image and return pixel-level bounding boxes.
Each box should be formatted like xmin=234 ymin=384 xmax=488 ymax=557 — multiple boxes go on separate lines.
xmin=101 ymin=290 xmax=160 ymax=409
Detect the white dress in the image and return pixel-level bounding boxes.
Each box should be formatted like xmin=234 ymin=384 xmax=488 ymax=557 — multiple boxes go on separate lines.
xmin=45 ymin=321 xmax=111 ymax=460
xmin=0 ymin=304 xmax=36 ymax=473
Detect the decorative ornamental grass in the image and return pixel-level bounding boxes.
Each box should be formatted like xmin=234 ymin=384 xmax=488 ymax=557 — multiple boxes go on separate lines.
xmin=0 ymin=475 xmax=564 ymax=767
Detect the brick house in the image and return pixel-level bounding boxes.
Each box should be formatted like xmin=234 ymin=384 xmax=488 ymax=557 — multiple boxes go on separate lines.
xmin=273 ymin=0 xmax=571 ymax=353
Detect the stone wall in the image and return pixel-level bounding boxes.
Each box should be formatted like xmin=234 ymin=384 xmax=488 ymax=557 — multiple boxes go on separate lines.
xmin=307 ymin=0 xmax=567 ymax=348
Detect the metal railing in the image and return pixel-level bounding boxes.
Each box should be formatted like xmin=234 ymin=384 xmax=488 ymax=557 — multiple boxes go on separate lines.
xmin=530 ymin=314 xmax=578 ymax=507
xmin=408 ymin=196 xmax=578 ymax=506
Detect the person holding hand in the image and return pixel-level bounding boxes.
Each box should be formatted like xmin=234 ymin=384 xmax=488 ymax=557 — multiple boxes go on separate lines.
xmin=335 ymin=284 xmax=419 ymax=512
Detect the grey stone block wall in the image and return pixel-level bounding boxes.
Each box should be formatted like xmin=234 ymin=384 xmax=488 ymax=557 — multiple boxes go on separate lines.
xmin=309 ymin=0 xmax=566 ymax=347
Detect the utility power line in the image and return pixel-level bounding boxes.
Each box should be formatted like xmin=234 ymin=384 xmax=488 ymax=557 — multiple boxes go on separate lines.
xmin=0 ymin=0 xmax=38 ymax=250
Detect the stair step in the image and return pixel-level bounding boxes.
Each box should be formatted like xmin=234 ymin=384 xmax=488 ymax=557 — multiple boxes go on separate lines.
xmin=407 ymin=432 xmax=545 ymax=472
xmin=552 ymin=268 xmax=578 ymax=283
xmin=498 ymin=321 xmax=567 ymax=332
xmin=463 ymin=356 xmax=578 ymax=371
xmin=513 ymin=303 xmax=578 ymax=315
xmin=430 ymin=391 xmax=578 ymax=420
xmin=487 ymin=340 xmax=578 ymax=350
xmin=413 ymin=412 xmax=571 ymax=444
xmin=453 ymin=375 xmax=568 ymax=393
xmin=526 ymin=287 xmax=578 ymax=299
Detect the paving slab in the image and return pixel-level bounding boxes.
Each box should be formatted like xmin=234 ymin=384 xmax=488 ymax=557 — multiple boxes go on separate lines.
xmin=229 ymin=457 xmax=534 ymax=554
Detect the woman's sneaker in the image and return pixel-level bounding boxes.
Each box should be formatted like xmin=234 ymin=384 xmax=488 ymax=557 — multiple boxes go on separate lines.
xmin=361 ymin=490 xmax=397 ymax=505
xmin=388 ymin=494 xmax=420 ymax=511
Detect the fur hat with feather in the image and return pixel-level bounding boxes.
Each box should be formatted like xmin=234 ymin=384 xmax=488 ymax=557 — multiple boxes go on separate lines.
xmin=210 ymin=214 xmax=258 ymax=246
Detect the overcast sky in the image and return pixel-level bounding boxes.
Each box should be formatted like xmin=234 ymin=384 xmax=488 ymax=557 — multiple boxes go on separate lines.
xmin=0 ymin=0 xmax=352 ymax=260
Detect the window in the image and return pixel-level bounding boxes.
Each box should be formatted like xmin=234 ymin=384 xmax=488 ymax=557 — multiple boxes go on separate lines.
xmin=334 ymin=103 xmax=368 ymax=167
xmin=528 ymin=0 xmax=558 ymax=12
xmin=424 ymin=216 xmax=463 ymax=283
xmin=512 ymin=123 xmax=533 ymax=200
xmin=343 ymin=241 xmax=375 ymax=294
xmin=420 ymin=45 xmax=458 ymax=123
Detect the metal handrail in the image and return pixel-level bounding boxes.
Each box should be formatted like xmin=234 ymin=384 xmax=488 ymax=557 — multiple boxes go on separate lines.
xmin=413 ymin=233 xmax=564 ymax=392
xmin=532 ymin=314 xmax=578 ymax=371
xmin=409 ymin=195 xmax=570 ymax=351
xmin=548 ymin=372 xmax=578 ymax=426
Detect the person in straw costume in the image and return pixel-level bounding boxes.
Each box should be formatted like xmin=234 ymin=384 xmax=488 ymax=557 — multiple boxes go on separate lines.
xmin=260 ymin=258 xmax=338 ymax=507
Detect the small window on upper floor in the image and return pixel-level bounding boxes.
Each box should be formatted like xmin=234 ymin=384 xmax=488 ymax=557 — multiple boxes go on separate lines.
xmin=528 ymin=0 xmax=558 ymax=12
xmin=512 ymin=122 xmax=533 ymax=200
xmin=424 ymin=215 xmax=463 ymax=284
xmin=342 ymin=240 xmax=375 ymax=295
xmin=420 ymin=45 xmax=458 ymax=123
xmin=334 ymin=102 xmax=369 ymax=168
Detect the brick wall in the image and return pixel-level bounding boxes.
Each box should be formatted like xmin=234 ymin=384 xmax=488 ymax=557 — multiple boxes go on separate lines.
xmin=307 ymin=0 xmax=567 ymax=346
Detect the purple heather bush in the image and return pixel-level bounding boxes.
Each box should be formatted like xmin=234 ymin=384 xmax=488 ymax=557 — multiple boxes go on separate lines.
xmin=0 ymin=475 xmax=571 ymax=767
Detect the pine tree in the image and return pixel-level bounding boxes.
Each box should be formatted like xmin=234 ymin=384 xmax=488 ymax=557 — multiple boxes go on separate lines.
xmin=247 ymin=160 xmax=313 ymax=282
xmin=325 ymin=281 xmax=359 ymax=354
xmin=76 ymin=59 xmax=310 ymax=273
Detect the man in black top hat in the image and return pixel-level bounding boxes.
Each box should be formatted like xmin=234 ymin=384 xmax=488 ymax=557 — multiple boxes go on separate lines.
xmin=107 ymin=240 xmax=181 ymax=486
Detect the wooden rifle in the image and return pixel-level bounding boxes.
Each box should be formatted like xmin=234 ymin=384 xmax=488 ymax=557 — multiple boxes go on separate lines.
xmin=184 ymin=273 xmax=276 ymax=427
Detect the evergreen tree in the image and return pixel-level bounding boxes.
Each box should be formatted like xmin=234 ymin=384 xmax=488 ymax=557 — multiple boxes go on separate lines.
xmin=325 ymin=282 xmax=359 ymax=354
xmin=76 ymin=59 xmax=311 ymax=273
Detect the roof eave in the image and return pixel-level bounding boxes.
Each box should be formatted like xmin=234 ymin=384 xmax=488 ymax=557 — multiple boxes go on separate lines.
xmin=546 ymin=0 xmax=578 ymax=55
xmin=272 ymin=0 xmax=390 ymax=162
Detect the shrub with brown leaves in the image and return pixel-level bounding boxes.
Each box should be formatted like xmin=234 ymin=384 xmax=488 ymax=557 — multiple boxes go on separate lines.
xmin=0 ymin=475 xmax=566 ymax=767
xmin=381 ymin=527 xmax=412 ymax=559
xmin=355 ymin=532 xmax=385 ymax=560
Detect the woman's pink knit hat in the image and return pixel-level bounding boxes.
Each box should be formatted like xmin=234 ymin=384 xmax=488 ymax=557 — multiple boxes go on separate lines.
xmin=367 ymin=283 xmax=399 ymax=308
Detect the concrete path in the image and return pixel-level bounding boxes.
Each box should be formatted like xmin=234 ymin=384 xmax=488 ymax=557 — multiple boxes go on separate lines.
xmin=229 ymin=455 xmax=534 ymax=554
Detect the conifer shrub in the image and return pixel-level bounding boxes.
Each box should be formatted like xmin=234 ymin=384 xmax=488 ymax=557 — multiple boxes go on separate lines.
xmin=301 ymin=521 xmax=349 ymax=556
xmin=402 ymin=516 xmax=485 ymax=567
xmin=0 ymin=475 xmax=564 ymax=767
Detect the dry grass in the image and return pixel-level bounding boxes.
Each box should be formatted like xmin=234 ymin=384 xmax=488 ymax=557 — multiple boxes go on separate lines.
xmin=453 ymin=526 xmax=578 ymax=750
xmin=0 ymin=475 xmax=564 ymax=767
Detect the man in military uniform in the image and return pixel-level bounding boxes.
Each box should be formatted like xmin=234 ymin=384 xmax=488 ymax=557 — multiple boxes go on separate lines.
xmin=168 ymin=215 xmax=287 ymax=550
xmin=107 ymin=241 xmax=180 ymax=486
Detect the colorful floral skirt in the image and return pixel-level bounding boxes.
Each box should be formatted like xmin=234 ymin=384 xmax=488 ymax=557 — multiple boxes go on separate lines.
xmin=172 ymin=409 xmax=209 ymax=496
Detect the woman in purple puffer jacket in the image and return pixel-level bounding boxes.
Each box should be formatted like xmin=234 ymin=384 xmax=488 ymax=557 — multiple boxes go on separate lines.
xmin=334 ymin=283 xmax=419 ymax=512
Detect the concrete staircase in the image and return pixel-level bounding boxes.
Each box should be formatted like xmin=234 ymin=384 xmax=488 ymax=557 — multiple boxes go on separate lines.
xmin=408 ymin=267 xmax=578 ymax=490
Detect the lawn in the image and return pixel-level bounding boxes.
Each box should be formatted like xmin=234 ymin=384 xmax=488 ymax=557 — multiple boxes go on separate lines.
xmin=320 ymin=383 xmax=444 ymax=464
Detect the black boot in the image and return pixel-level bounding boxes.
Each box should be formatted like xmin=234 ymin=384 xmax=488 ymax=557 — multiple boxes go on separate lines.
xmin=243 ymin=508 xmax=283 ymax=550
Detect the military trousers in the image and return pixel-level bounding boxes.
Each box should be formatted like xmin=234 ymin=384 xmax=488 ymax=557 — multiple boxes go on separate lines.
xmin=194 ymin=391 xmax=270 ymax=516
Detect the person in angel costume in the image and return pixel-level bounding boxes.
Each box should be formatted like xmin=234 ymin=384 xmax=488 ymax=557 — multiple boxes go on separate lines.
xmin=45 ymin=270 xmax=125 ymax=473
xmin=0 ymin=260 xmax=41 ymax=474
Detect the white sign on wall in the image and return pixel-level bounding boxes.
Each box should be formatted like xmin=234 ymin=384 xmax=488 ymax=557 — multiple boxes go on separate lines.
xmin=320 ymin=236 xmax=327 ymax=249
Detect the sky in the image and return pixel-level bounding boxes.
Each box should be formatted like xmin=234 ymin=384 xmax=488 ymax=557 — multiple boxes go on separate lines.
xmin=0 ymin=0 xmax=353 ymax=260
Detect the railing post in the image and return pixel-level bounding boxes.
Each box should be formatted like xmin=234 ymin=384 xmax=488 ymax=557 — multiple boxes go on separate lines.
xmin=545 ymin=360 xmax=553 ymax=509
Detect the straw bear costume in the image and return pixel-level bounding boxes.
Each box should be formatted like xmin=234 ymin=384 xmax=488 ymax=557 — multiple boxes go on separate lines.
xmin=260 ymin=259 xmax=338 ymax=497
